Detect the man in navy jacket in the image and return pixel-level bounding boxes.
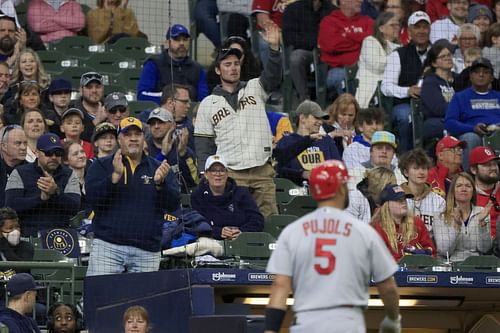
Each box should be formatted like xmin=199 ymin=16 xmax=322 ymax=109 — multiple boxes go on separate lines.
xmin=85 ymin=117 xmax=180 ymax=276
xmin=5 ymin=133 xmax=80 ymax=237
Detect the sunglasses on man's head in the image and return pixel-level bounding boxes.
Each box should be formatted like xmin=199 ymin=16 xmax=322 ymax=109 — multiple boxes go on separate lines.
xmin=1 ymin=124 xmax=22 ymax=143
xmin=82 ymin=72 xmax=103 ymax=82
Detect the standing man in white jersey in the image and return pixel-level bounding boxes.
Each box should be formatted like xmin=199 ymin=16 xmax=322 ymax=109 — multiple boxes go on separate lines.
xmin=194 ymin=23 xmax=282 ymax=217
xmin=265 ymin=160 xmax=402 ymax=333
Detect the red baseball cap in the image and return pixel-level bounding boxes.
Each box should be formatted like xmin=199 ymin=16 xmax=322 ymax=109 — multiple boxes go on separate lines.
xmin=435 ymin=136 xmax=467 ymax=155
xmin=469 ymin=146 xmax=499 ymax=165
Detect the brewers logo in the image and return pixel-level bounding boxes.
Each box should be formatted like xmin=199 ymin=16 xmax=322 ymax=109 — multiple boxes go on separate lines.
xmin=44 ymin=229 xmax=76 ymax=256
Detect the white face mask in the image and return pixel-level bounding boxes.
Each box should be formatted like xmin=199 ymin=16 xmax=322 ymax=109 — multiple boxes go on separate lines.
xmin=3 ymin=229 xmax=20 ymax=246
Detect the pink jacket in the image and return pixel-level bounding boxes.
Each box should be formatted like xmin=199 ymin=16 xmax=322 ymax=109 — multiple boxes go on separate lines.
xmin=27 ymin=0 xmax=85 ymax=43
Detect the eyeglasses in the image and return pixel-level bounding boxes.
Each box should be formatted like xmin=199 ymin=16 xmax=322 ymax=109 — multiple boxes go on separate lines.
xmin=490 ymin=194 xmax=500 ymax=212
xmin=1 ymin=124 xmax=22 ymax=143
xmin=108 ymin=106 xmax=128 ymax=114
xmin=174 ymin=98 xmax=190 ymax=105
xmin=207 ymin=168 xmax=227 ymax=175
xmin=43 ymin=150 xmax=63 ymax=157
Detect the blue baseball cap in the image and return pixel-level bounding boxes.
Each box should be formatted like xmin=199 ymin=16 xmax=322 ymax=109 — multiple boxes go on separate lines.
xmin=166 ymin=24 xmax=190 ymax=39
xmin=379 ymin=184 xmax=413 ymax=205
xmin=48 ymin=78 xmax=72 ymax=94
xmin=37 ymin=133 xmax=63 ymax=152
xmin=6 ymin=273 xmax=44 ymax=297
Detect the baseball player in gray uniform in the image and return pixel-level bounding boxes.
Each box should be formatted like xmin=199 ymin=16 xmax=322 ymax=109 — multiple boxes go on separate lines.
xmin=194 ymin=23 xmax=282 ymax=217
xmin=265 ymin=160 xmax=402 ymax=333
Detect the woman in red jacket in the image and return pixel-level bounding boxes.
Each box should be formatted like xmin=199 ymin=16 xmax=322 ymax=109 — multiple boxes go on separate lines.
xmin=371 ymin=184 xmax=436 ymax=261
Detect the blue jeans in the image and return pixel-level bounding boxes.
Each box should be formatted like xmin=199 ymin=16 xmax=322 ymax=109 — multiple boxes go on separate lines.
xmin=459 ymin=132 xmax=482 ymax=171
xmin=86 ymin=238 xmax=161 ymax=276
xmin=290 ymin=49 xmax=313 ymax=101
xmin=326 ymin=67 xmax=346 ymax=96
xmin=392 ymin=103 xmax=413 ymax=153
xmin=194 ymin=0 xmax=221 ymax=47
xmin=258 ymin=34 xmax=271 ymax=68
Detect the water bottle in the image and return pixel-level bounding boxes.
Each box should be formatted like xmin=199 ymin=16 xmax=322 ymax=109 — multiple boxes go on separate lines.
xmin=301 ymin=181 xmax=309 ymax=196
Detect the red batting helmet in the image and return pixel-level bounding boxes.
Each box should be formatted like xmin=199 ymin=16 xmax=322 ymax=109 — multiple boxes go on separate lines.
xmin=309 ymin=160 xmax=349 ymax=201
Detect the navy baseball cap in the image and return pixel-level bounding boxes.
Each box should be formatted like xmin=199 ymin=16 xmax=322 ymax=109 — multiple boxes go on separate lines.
xmin=470 ymin=57 xmax=494 ymax=72
xmin=6 ymin=273 xmax=43 ymax=297
xmin=379 ymin=184 xmax=414 ymax=205
xmin=166 ymin=24 xmax=190 ymax=39
xmin=48 ymin=78 xmax=72 ymax=94
xmin=216 ymin=48 xmax=243 ymax=63
xmin=61 ymin=108 xmax=84 ymax=121
xmin=37 ymin=133 xmax=63 ymax=152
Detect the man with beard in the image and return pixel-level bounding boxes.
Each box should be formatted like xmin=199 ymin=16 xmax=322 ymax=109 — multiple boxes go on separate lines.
xmin=75 ymin=72 xmax=107 ymax=141
xmin=5 ymin=133 xmax=80 ymax=237
xmin=469 ymin=146 xmax=500 ymax=238
xmin=194 ymin=23 xmax=282 ymax=218
xmin=85 ymin=117 xmax=180 ymax=275
xmin=137 ymin=24 xmax=207 ymax=104
xmin=0 ymin=14 xmax=26 ymax=66
xmin=265 ymin=160 xmax=401 ymax=333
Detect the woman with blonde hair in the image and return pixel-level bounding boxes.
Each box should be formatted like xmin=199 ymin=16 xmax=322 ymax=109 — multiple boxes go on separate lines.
xmin=123 ymin=306 xmax=151 ymax=333
xmin=322 ymin=93 xmax=358 ymax=156
xmin=347 ymin=167 xmax=397 ymax=223
xmin=10 ymin=48 xmax=50 ymax=91
xmin=371 ymin=184 xmax=436 ymax=261
xmin=433 ymin=172 xmax=492 ymax=262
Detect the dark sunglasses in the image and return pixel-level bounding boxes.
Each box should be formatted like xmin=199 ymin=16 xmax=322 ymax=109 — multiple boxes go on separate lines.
xmin=490 ymin=194 xmax=500 ymax=212
xmin=1 ymin=124 xmax=22 ymax=142
xmin=43 ymin=150 xmax=64 ymax=157
xmin=108 ymin=106 xmax=128 ymax=115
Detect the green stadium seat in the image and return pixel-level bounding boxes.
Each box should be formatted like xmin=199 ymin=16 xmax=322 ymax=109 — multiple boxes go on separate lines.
xmin=224 ymin=232 xmax=276 ymax=262
xmin=398 ymin=255 xmax=442 ymax=271
xmin=104 ymin=84 xmax=127 ymax=96
xmin=274 ymin=177 xmax=303 ymax=205
xmin=69 ymin=210 xmax=86 ymax=229
xmin=188 ymin=101 xmax=199 ymax=119
xmin=51 ymin=36 xmax=94 ymax=59
xmin=109 ymin=37 xmax=151 ymax=63
xmin=128 ymin=100 xmax=158 ymax=117
xmin=264 ymin=214 xmax=297 ymax=238
xmin=61 ymin=66 xmax=96 ymax=89
xmin=84 ymin=52 xmax=136 ymax=75
xmin=278 ymin=195 xmax=317 ymax=216
xmin=114 ymin=68 xmax=142 ymax=91
xmin=37 ymin=50 xmax=74 ymax=74
xmin=16 ymin=1 xmax=28 ymax=26
xmin=0 ymin=322 xmax=8 ymax=333
xmin=455 ymin=255 xmax=500 ymax=272
xmin=483 ymin=130 xmax=500 ymax=156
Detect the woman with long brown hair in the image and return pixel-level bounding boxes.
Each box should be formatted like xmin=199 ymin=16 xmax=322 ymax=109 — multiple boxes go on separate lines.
xmin=433 ymin=172 xmax=492 ymax=262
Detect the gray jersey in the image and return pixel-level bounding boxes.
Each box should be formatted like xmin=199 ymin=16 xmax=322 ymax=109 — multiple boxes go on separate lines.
xmin=267 ymin=207 xmax=398 ymax=313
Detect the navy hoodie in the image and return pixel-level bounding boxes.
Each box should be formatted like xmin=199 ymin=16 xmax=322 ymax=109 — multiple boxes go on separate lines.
xmin=85 ymin=152 xmax=180 ymax=252
xmin=191 ymin=178 xmax=264 ymax=240
xmin=0 ymin=307 xmax=41 ymax=333
xmin=276 ymin=133 xmax=341 ymax=184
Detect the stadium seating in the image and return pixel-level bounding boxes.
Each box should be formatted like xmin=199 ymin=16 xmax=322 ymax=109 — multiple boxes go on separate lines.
xmin=50 ymin=36 xmax=96 ymax=59
xmin=313 ymin=48 xmax=328 ymax=109
xmin=128 ymin=100 xmax=158 ymax=117
xmin=273 ymin=177 xmax=303 ymax=205
xmin=108 ymin=37 xmax=152 ymax=63
xmin=224 ymin=232 xmax=276 ymax=266
xmin=483 ymin=130 xmax=500 ymax=156
xmin=113 ymin=68 xmax=142 ymax=91
xmin=455 ymin=255 xmax=500 ymax=272
xmin=264 ymin=214 xmax=297 ymax=238
xmin=278 ymin=195 xmax=317 ymax=216
xmin=0 ymin=323 xmax=7 ymax=333
xmin=410 ymin=98 xmax=424 ymax=149
xmin=84 ymin=52 xmax=136 ymax=75
xmin=344 ymin=63 xmax=359 ymax=95
xmin=398 ymin=254 xmax=442 ymax=271
xmin=61 ymin=66 xmax=97 ymax=88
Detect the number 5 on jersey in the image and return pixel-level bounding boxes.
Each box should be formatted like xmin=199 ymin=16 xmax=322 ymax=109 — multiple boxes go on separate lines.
xmin=315 ymin=238 xmax=336 ymax=275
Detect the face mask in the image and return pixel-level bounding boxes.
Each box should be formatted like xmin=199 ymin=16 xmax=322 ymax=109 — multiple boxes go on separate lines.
xmin=3 ymin=229 xmax=20 ymax=246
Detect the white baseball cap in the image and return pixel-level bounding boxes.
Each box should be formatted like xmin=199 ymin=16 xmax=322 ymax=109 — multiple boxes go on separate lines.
xmin=408 ymin=11 xmax=431 ymax=26
xmin=205 ymin=155 xmax=228 ymax=171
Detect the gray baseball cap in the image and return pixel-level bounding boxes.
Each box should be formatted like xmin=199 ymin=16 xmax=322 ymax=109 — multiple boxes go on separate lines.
xmin=147 ymin=107 xmax=174 ymax=123
xmin=295 ymin=100 xmax=329 ymax=119
xmin=104 ymin=92 xmax=128 ymax=111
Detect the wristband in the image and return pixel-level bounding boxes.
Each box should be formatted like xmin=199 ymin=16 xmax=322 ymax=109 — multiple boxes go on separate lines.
xmin=264 ymin=307 xmax=286 ymax=332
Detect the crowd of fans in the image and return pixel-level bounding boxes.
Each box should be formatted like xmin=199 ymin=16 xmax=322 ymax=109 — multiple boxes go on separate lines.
xmin=0 ymin=0 xmax=499 ymax=330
